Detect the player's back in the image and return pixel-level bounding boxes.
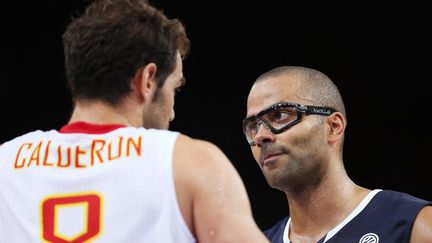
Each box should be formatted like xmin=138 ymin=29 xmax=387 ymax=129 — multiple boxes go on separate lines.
xmin=0 ymin=122 xmax=194 ymax=243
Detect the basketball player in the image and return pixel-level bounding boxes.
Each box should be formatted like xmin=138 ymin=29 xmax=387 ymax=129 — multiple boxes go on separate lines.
xmin=242 ymin=66 xmax=432 ymax=242
xmin=0 ymin=0 xmax=269 ymax=242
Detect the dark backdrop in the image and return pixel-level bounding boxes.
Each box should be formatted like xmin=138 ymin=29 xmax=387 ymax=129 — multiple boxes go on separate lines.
xmin=1 ymin=0 xmax=431 ymax=230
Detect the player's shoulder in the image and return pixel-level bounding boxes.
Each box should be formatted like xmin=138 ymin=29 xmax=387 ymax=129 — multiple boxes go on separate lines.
xmin=175 ymin=133 xmax=213 ymax=146
xmin=0 ymin=130 xmax=49 ymax=156
xmin=0 ymin=130 xmax=48 ymax=147
xmin=411 ymin=205 xmax=432 ymax=242
xmin=173 ymin=134 xmax=233 ymax=174
xmin=173 ymin=133 xmax=249 ymax=202
xmin=380 ymin=190 xmax=431 ymax=205
xmin=175 ymin=134 xmax=224 ymax=156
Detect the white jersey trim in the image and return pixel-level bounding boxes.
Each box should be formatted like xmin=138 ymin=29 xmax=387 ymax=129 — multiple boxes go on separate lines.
xmin=283 ymin=189 xmax=382 ymax=243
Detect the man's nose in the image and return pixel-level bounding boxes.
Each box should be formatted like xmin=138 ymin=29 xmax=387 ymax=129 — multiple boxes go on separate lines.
xmin=253 ymin=121 xmax=276 ymax=146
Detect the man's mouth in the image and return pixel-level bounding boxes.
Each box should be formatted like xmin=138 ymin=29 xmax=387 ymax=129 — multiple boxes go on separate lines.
xmin=261 ymin=152 xmax=283 ymax=165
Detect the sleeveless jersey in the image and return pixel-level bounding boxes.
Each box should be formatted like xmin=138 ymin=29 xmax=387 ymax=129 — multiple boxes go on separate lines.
xmin=0 ymin=122 xmax=195 ymax=243
xmin=264 ymin=189 xmax=432 ymax=243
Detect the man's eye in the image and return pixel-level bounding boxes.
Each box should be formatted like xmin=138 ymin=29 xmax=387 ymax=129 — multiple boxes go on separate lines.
xmin=269 ymin=110 xmax=292 ymax=123
xmin=277 ymin=111 xmax=291 ymax=119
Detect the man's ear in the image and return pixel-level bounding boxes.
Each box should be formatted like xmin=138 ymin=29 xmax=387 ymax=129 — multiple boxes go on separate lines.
xmin=327 ymin=112 xmax=346 ymax=144
xmin=131 ymin=63 xmax=158 ymax=102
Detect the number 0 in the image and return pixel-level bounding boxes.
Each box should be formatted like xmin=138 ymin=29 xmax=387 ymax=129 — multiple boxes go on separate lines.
xmin=41 ymin=193 xmax=102 ymax=243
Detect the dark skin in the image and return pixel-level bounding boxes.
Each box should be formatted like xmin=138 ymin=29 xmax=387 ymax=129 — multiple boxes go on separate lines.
xmin=246 ymin=73 xmax=432 ymax=243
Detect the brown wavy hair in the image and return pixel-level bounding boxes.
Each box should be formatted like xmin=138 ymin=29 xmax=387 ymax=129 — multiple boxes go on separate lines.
xmin=63 ymin=0 xmax=190 ymax=104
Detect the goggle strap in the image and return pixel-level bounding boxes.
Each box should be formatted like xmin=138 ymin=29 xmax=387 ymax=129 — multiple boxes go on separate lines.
xmin=306 ymin=106 xmax=335 ymax=116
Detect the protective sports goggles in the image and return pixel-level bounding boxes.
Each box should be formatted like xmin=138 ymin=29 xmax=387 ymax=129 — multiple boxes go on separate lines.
xmin=243 ymin=102 xmax=336 ymax=145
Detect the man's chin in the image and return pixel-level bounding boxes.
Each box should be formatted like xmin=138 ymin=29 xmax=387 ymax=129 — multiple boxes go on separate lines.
xmin=263 ymin=173 xmax=288 ymax=190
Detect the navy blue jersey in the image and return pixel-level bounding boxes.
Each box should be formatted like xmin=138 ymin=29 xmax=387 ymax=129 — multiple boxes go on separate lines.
xmin=264 ymin=190 xmax=432 ymax=243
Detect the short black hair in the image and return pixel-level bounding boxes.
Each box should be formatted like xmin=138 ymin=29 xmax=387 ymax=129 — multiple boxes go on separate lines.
xmin=256 ymin=66 xmax=346 ymax=117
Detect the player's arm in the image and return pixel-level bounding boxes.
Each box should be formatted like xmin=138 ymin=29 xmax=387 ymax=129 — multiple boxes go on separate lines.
xmin=173 ymin=135 xmax=269 ymax=243
xmin=410 ymin=206 xmax=432 ymax=243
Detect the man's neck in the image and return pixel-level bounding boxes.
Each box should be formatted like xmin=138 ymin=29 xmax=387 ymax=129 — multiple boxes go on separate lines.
xmin=285 ymin=172 xmax=369 ymax=242
xmin=69 ymin=100 xmax=142 ymax=127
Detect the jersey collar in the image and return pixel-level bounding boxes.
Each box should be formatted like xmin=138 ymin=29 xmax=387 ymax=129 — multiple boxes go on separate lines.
xmin=59 ymin=121 xmax=126 ymax=134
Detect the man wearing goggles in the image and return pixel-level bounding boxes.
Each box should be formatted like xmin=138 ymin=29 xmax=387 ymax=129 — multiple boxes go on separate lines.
xmin=243 ymin=102 xmax=336 ymax=146
xmin=244 ymin=66 xmax=432 ymax=243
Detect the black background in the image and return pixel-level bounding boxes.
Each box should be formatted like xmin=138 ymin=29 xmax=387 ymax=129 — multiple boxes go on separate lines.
xmin=1 ymin=1 xmax=431 ymax=230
